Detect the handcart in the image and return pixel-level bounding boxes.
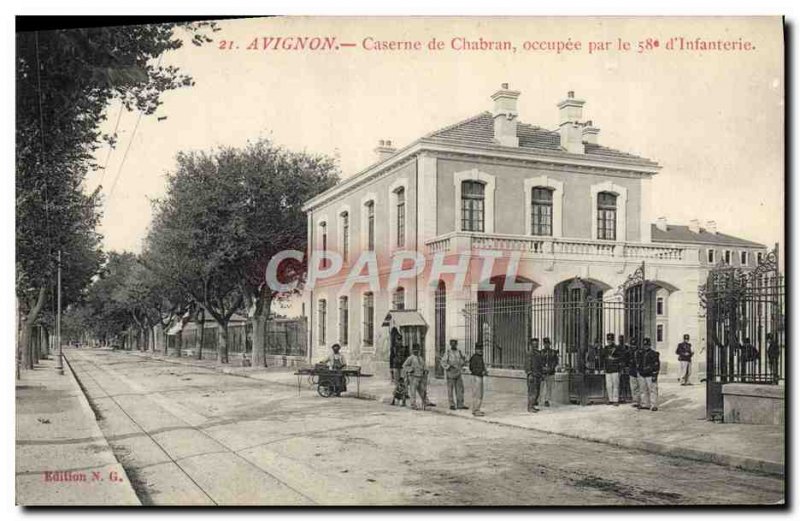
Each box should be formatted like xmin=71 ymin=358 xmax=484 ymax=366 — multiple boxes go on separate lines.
xmin=294 ymin=364 xmax=373 ymax=398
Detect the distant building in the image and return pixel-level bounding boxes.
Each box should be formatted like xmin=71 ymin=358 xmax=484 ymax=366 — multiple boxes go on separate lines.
xmin=302 ymin=85 xmax=765 ymax=379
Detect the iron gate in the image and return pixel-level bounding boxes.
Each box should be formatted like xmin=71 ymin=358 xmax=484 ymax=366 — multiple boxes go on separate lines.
xmin=462 ymin=263 xmax=649 ymax=404
xmin=701 ymin=246 xmax=784 ymax=420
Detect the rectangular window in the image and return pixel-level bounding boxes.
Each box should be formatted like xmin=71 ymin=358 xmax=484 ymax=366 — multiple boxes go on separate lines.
xmin=396 ymin=189 xmax=406 ymax=248
xmin=363 ymin=293 xmax=374 ymax=346
xmin=597 ymin=192 xmax=617 ymax=241
xmin=366 ymin=201 xmax=375 ymax=251
xmin=707 ymin=249 xmax=716 ymax=264
xmin=392 ymin=288 xmax=405 ymax=310
xmin=740 ymin=251 xmax=748 ymax=266
xmin=757 ymin=251 xmax=764 ymax=264
xmin=318 ymin=299 xmax=327 ymax=345
xmin=461 ymin=181 xmax=485 ymax=232
xmin=724 ymin=250 xmax=732 ymax=265
xmin=656 ymin=297 xmax=664 ymax=316
xmin=338 ymin=296 xmax=348 ymax=345
xmin=341 ymin=212 xmax=349 ymax=263
xmin=531 ymin=187 xmax=553 ymax=236
xmin=656 ymin=324 xmax=664 ymax=343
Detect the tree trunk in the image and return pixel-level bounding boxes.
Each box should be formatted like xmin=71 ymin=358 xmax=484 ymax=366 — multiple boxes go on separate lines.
xmin=33 ymin=325 xmax=40 ymax=362
xmin=173 ymin=327 xmax=183 ymax=357
xmin=217 ymin=322 xmax=229 ymax=364
xmin=40 ymin=326 xmax=49 ymax=358
xmin=19 ymin=287 xmax=46 ymax=371
xmin=195 ymin=308 xmax=205 ymax=360
xmin=252 ymin=293 xmax=272 ymax=368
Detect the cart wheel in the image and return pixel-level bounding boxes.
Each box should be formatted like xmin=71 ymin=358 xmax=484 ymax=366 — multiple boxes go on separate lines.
xmin=318 ymin=384 xmax=333 ymax=398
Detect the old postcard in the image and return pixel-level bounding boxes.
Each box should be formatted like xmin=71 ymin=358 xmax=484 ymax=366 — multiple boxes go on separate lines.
xmin=14 ymin=15 xmax=785 ymax=507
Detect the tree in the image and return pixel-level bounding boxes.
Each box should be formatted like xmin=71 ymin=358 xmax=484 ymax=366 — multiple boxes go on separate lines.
xmin=144 ymin=140 xmax=339 ymax=364
xmin=16 ymin=22 xmax=215 ymax=371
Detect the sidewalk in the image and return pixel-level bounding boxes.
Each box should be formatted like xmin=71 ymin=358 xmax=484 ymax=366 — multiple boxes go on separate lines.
xmin=16 ymin=355 xmax=140 ymax=506
xmin=124 ymin=349 xmax=785 ymax=477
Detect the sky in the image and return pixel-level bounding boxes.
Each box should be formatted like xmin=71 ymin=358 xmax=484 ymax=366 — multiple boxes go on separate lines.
xmin=85 ymin=16 xmax=784 ymax=254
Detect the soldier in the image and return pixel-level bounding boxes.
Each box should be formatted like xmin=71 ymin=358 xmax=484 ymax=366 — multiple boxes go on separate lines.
xmin=618 ymin=334 xmax=631 ymax=403
xmin=389 ymin=327 xmax=404 ymax=383
xmin=585 ymin=337 xmax=602 ymax=374
xmin=441 ymin=339 xmax=468 ymax=410
xmin=638 ymin=338 xmax=660 ymax=411
xmin=402 ymin=344 xmax=427 ymax=410
xmin=767 ymin=333 xmax=780 ymax=383
xmin=602 ymin=333 xmax=622 ymax=406
xmin=468 ymin=343 xmax=488 ymax=416
xmin=739 ymin=338 xmax=759 ymax=381
xmin=540 ymin=337 xmax=558 ymax=407
xmin=627 ymin=336 xmax=642 ymax=408
xmin=675 ymin=334 xmax=694 ymax=385
xmin=525 ymin=338 xmax=543 ymax=413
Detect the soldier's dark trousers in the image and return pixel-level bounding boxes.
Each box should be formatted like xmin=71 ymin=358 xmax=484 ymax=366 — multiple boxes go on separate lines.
xmin=527 ymin=375 xmax=542 ymax=410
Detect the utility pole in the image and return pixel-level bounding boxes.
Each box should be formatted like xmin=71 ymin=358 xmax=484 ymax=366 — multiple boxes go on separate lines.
xmin=56 ymin=250 xmax=63 ymax=376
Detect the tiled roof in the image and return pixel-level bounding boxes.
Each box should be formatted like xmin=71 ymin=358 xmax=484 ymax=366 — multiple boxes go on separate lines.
xmin=424 ymin=112 xmax=656 ymax=165
xmin=651 ymin=224 xmax=764 ymax=248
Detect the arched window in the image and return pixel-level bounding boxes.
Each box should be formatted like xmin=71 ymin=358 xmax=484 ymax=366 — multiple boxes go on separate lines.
xmin=531 ymin=187 xmax=554 ymax=236
xmin=392 ymin=287 xmax=405 ymax=310
xmin=365 ymin=201 xmax=375 ymax=251
xmin=597 ymin=192 xmax=617 ymax=240
xmin=461 ymin=181 xmax=485 ymax=232
xmin=395 ymin=188 xmax=406 ymax=247
xmin=363 ymin=292 xmax=375 ymax=346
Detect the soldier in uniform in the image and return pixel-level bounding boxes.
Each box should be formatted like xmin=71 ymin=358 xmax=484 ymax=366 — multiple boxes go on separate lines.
xmin=525 ymin=338 xmax=543 ymax=413
xmin=602 ymin=333 xmax=622 ymax=406
xmin=585 ymin=337 xmax=602 ymax=374
xmin=540 ymin=337 xmax=559 ymax=407
xmin=638 ymin=338 xmax=661 ymax=411
xmin=675 ymin=334 xmax=694 ymax=385
xmin=442 ymin=339 xmax=468 ymax=410
xmin=767 ymin=333 xmax=780 ymax=383
xmin=402 ymin=344 xmax=427 ymax=410
xmin=627 ymin=336 xmax=642 ymax=408
xmin=618 ymin=335 xmax=630 ymax=403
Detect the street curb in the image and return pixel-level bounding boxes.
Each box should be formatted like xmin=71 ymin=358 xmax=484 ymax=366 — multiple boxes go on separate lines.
xmin=60 ymin=353 xmax=142 ymax=505
xmin=121 ymin=350 xmax=784 ymax=477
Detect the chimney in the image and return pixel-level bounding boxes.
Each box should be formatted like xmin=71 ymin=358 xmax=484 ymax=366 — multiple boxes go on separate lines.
xmin=706 ymin=220 xmax=717 ymax=235
xmin=582 ymin=119 xmax=600 ymax=145
xmin=373 ymin=139 xmax=396 ymax=161
xmin=689 ymin=219 xmax=701 ymax=233
xmin=656 ymin=217 xmax=668 ymax=232
xmin=491 ymin=83 xmax=521 ymax=147
xmin=557 ymin=91 xmax=586 ymax=154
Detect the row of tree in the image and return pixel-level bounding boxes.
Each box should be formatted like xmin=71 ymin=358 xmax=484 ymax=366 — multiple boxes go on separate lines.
xmin=16 ymin=22 xmax=338 ymax=372
xmin=66 ymin=140 xmax=339 ymax=365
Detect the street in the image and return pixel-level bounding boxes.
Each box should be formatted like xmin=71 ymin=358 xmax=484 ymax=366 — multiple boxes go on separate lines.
xmin=66 ymin=348 xmax=784 ymax=506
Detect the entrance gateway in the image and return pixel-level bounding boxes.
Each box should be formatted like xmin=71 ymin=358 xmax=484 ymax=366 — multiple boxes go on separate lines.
xmin=463 ymin=263 xmax=652 ymax=405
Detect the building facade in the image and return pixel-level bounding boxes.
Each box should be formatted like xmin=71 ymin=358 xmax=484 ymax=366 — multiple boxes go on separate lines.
xmin=302 ymin=85 xmax=765 ymax=379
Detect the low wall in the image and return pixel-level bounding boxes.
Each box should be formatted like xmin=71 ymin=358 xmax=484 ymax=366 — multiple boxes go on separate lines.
xmin=723 ymin=383 xmax=784 ymax=425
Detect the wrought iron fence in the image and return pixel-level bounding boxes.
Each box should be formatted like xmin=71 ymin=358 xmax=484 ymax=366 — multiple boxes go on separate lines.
xmin=463 ymin=266 xmax=647 ymax=371
xmin=701 ymin=246 xmax=784 ymax=419
xmin=265 ymin=317 xmax=308 ymax=357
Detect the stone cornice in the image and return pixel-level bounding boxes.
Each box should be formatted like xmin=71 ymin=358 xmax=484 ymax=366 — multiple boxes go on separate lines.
xmin=302 ymin=138 xmax=661 ymax=212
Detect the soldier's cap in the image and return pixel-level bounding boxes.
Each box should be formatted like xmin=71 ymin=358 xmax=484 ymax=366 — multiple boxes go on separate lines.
xmin=683 ymin=334 xmax=690 ymax=339
xmin=542 ymin=337 xmax=551 ymax=344
xmin=606 ymin=333 xmax=615 ymax=339
xmin=412 ymin=345 xmax=421 ymax=353
xmin=332 ymin=343 xmax=341 ymax=351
